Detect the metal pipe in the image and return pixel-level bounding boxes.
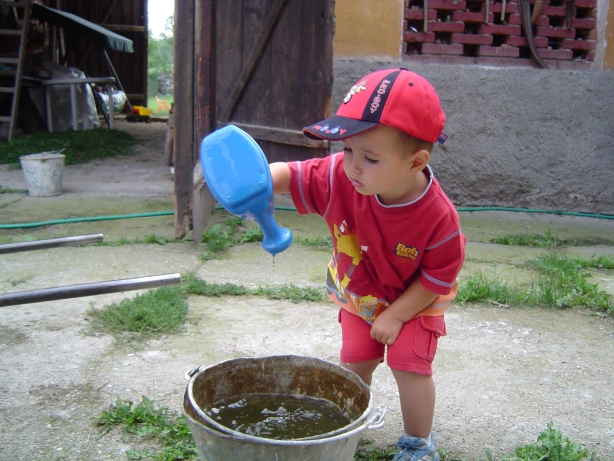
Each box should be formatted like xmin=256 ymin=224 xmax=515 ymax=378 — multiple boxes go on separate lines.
xmin=0 ymin=233 xmax=104 ymax=254
xmin=0 ymin=273 xmax=181 ymax=307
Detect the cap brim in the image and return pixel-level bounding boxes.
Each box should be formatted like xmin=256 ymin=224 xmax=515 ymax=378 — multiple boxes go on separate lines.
xmin=302 ymin=115 xmax=378 ymax=140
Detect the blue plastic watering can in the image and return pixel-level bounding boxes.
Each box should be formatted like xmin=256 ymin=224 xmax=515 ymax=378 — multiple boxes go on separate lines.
xmin=200 ymin=125 xmax=292 ymax=256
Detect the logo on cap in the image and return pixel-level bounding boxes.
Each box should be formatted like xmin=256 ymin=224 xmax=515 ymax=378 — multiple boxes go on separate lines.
xmin=343 ymin=78 xmax=368 ymax=104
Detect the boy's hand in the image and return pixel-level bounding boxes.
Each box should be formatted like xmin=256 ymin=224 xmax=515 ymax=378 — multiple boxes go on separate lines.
xmin=370 ymin=314 xmax=404 ymax=346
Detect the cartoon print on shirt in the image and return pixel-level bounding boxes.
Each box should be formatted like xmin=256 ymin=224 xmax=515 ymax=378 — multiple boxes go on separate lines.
xmin=327 ymin=221 xmax=389 ymax=324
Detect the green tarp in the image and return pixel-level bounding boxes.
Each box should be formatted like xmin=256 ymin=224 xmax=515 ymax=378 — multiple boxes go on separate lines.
xmin=31 ymin=5 xmax=134 ymax=53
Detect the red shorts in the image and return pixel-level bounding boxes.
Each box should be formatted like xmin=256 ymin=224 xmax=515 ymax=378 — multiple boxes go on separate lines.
xmin=338 ymin=309 xmax=447 ymax=376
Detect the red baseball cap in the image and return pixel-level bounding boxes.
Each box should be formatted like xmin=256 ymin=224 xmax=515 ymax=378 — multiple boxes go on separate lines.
xmin=303 ymin=68 xmax=446 ymax=144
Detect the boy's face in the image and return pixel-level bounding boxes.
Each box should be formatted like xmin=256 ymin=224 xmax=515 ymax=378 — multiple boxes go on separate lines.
xmin=342 ymin=125 xmax=426 ymax=206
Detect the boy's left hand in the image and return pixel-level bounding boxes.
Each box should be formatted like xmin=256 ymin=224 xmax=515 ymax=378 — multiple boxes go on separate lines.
xmin=370 ymin=314 xmax=404 ymax=345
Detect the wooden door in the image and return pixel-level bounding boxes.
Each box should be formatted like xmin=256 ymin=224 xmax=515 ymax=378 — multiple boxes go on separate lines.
xmin=173 ymin=0 xmax=335 ymax=238
xmin=212 ymin=0 xmax=333 ymax=162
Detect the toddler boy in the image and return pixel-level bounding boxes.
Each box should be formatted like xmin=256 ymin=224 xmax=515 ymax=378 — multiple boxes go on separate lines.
xmin=270 ymin=68 xmax=466 ymax=461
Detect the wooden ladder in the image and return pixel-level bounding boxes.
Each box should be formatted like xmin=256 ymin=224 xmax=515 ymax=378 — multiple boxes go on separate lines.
xmin=0 ymin=0 xmax=32 ymax=141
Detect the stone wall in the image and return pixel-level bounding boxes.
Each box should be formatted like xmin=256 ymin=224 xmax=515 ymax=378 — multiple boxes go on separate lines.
xmin=332 ymin=60 xmax=614 ymax=214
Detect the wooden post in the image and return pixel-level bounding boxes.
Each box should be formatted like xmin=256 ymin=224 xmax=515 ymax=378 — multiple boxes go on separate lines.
xmin=173 ymin=0 xmax=195 ymax=238
xmin=192 ymin=0 xmax=217 ymax=243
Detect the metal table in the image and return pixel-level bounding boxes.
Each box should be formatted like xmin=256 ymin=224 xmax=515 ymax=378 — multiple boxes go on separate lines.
xmin=42 ymin=76 xmax=115 ymax=132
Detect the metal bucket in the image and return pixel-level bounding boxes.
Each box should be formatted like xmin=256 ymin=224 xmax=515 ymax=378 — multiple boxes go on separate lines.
xmin=183 ymin=355 xmax=385 ymax=461
xmin=19 ymin=151 xmax=66 ymax=197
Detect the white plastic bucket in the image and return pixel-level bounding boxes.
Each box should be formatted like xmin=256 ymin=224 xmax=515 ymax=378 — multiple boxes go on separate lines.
xmin=19 ymin=151 xmax=66 ymax=197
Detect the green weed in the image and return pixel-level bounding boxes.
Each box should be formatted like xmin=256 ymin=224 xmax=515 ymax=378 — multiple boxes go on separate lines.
xmin=0 ymin=128 xmax=139 ymax=165
xmin=182 ymin=273 xmax=249 ymax=297
xmin=526 ymin=254 xmax=613 ymax=311
xmin=253 ymin=284 xmax=325 ymax=303
xmin=490 ymin=229 xmax=575 ymax=247
xmin=458 ymin=253 xmax=613 ymax=314
xmin=354 ymin=440 xmax=396 ymax=460
xmin=294 ymin=235 xmax=333 ymax=250
xmin=97 ymin=395 xmax=198 ymax=461
xmin=457 ymin=272 xmax=519 ymax=307
xmin=486 ymin=422 xmax=595 ymax=461
xmin=87 ymin=286 xmax=188 ymax=338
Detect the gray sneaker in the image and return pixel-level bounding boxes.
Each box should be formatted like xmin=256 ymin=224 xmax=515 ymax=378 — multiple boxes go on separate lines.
xmin=392 ymin=432 xmax=440 ymax=461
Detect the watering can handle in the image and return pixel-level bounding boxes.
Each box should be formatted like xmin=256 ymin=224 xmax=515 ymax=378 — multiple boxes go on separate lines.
xmin=367 ymin=405 xmax=387 ymax=430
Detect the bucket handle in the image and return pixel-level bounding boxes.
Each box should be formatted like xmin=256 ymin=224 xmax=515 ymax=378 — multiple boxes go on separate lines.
xmin=367 ymin=405 xmax=387 ymax=430
xmin=185 ymin=366 xmax=201 ymax=381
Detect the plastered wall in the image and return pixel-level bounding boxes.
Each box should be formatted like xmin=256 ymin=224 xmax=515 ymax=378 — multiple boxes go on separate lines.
xmin=332 ymin=60 xmax=614 ymax=214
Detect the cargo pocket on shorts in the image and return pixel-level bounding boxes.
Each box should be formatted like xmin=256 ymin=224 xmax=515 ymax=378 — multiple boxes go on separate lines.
xmin=413 ymin=315 xmax=447 ymax=362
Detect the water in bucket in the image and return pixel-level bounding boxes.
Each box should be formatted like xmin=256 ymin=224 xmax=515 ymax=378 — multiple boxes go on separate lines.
xmin=206 ymin=393 xmax=352 ymax=440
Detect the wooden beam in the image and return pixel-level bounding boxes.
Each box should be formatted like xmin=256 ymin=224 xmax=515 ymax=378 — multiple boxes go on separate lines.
xmin=219 ymin=122 xmax=328 ymax=149
xmin=173 ymin=0 xmax=195 ymax=238
xmin=103 ymin=24 xmax=145 ymax=33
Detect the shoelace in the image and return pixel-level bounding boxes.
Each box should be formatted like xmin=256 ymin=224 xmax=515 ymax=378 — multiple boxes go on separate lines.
xmin=394 ymin=437 xmax=434 ymax=461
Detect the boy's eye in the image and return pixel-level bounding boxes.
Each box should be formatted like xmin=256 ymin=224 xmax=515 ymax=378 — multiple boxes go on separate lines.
xmin=365 ymin=157 xmax=378 ymax=164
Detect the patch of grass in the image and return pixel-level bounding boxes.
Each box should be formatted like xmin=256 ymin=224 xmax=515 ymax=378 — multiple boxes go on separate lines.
xmin=253 ymin=284 xmax=325 ymax=303
xmin=181 ymin=273 xmax=324 ymax=304
xmin=457 ymin=272 xmax=519 ymax=307
xmin=0 ymin=185 xmax=28 ymax=194
xmin=458 ymin=253 xmax=614 ymax=314
xmin=526 ymin=253 xmax=613 ymax=312
xmin=0 ymin=127 xmax=140 ymax=165
xmin=294 ymin=235 xmax=333 ymax=250
xmin=490 ymin=229 xmax=576 ymax=247
xmin=182 ymin=273 xmax=249 ymax=297
xmin=354 ymin=440 xmax=396 ymax=460
xmin=97 ymin=395 xmax=198 ymax=461
xmin=87 ymin=286 xmax=188 ymax=338
xmin=486 ymin=422 xmax=595 ymax=461
xmin=94 ymin=235 xmax=187 ymax=246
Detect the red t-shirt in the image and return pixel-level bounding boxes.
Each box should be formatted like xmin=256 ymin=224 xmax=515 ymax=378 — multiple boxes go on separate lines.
xmin=288 ymin=152 xmax=466 ymax=324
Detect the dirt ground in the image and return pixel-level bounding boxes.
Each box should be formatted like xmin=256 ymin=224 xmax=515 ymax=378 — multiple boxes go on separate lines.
xmin=1 ymin=120 xmax=613 ymax=461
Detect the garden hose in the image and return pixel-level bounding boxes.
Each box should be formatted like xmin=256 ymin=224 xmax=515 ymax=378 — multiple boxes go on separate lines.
xmin=0 ymin=207 xmax=612 ymax=230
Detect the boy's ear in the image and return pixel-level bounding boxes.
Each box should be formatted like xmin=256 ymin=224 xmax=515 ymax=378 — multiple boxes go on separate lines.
xmin=411 ymin=149 xmax=430 ymax=171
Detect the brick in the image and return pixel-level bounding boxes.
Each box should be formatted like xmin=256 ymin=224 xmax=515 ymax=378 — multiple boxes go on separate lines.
xmin=574 ymin=0 xmax=597 ymax=7
xmin=562 ymin=38 xmax=596 ymax=50
xmin=587 ymin=50 xmax=595 ymax=60
xmin=508 ymin=13 xmax=522 ymax=25
xmin=403 ymin=31 xmax=437 ymax=42
xmin=506 ymin=35 xmax=549 ymax=47
xmin=422 ymin=42 xmax=465 ymax=54
xmin=530 ymin=15 xmax=550 ymax=26
xmin=476 ymin=56 xmax=520 ymax=66
xmin=490 ymin=2 xmax=520 ymax=13
xmin=477 ymin=45 xmax=520 ymax=57
xmin=427 ymin=21 xmax=466 ymax=32
xmin=516 ymin=57 xmax=546 ymax=68
xmin=406 ymin=54 xmax=478 ymax=65
xmin=536 ymin=26 xmax=576 ymax=38
xmin=452 ymin=11 xmax=494 ymax=22
xmin=405 ymin=8 xmax=438 ymax=20
xmin=428 ymin=0 xmax=467 ymax=9
xmin=556 ymin=59 xmax=592 ymax=70
xmin=451 ymin=33 xmax=494 ymax=45
xmin=587 ymin=29 xmax=598 ymax=39
xmin=536 ymin=48 xmax=573 ymax=59
xmin=479 ymin=23 xmax=522 ymax=35
xmin=571 ymin=18 xmax=597 ymax=29
xmin=539 ymin=6 xmax=566 ymax=16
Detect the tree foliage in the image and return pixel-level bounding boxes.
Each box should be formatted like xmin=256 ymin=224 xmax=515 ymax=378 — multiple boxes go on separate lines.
xmin=148 ymin=15 xmax=174 ymax=94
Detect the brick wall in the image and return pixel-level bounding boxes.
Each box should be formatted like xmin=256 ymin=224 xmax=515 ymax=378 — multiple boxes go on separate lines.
xmin=403 ymin=0 xmax=597 ymax=69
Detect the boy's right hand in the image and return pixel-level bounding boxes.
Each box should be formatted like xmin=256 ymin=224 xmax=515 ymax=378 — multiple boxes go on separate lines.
xmin=370 ymin=312 xmax=404 ymax=346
